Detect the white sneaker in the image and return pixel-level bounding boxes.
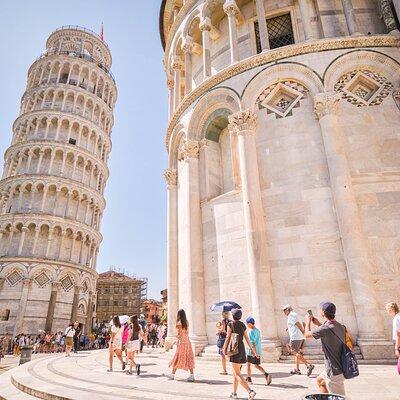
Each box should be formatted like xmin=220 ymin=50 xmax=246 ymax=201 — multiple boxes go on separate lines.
xmin=229 ymin=394 xmax=238 ymax=399
xmin=248 ymin=390 xmax=256 ymax=400
xmin=164 ymin=373 xmax=175 ymax=380
xmin=186 ymin=374 xmax=195 ymax=382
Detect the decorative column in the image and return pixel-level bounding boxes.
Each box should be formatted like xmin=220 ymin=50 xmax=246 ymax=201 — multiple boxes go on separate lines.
xmin=18 ymin=227 xmax=29 ymax=255
xmin=172 ymin=59 xmax=183 ymax=111
xmin=200 ymin=18 xmax=212 ymax=79
xmin=298 ymin=0 xmax=315 ymax=40
xmin=164 ymin=168 xmax=179 ymax=351
xmin=182 ymin=37 xmax=193 ymax=95
xmin=180 ymin=140 xmax=207 ymax=354
xmin=13 ymin=278 xmax=32 ymax=337
xmin=380 ymin=0 xmax=400 ymax=35
xmin=394 ymin=1 xmax=400 ymax=24
xmin=70 ymin=285 xmax=80 ymax=323
xmin=85 ymin=291 xmax=94 ymax=334
xmin=45 ymin=282 xmax=60 ymax=332
xmin=224 ymin=0 xmax=241 ymax=63
xmin=314 ymin=92 xmax=391 ymax=359
xmin=167 ymin=78 xmax=175 ymax=119
xmin=228 ymin=110 xmax=280 ymax=361
xmin=254 ymin=0 xmax=270 ymax=51
xmin=341 ymin=0 xmax=361 ymax=36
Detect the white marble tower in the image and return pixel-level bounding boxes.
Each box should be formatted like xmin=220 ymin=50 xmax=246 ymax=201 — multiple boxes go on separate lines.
xmin=0 ymin=26 xmax=117 ymax=336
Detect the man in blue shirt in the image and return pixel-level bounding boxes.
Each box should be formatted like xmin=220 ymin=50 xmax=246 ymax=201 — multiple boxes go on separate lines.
xmin=245 ymin=317 xmax=272 ymax=385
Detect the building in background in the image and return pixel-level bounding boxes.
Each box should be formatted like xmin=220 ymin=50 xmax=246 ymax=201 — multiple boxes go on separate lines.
xmin=0 ymin=26 xmax=116 ymax=336
xmin=141 ymin=299 xmax=162 ymax=323
xmin=161 ymin=0 xmax=400 ymax=360
xmin=95 ymin=269 xmax=147 ymax=323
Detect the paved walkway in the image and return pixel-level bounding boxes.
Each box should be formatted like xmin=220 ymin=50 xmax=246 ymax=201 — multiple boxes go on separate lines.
xmin=0 ymin=348 xmax=399 ymax=399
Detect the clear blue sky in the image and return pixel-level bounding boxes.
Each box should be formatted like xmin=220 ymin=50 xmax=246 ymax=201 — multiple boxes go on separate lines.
xmin=0 ymin=1 xmax=168 ymax=299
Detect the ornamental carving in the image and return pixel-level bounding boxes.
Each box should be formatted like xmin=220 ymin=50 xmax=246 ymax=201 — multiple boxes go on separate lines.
xmin=334 ymin=69 xmax=393 ymax=107
xmin=223 ymin=0 xmax=240 ymax=16
xmin=164 ymin=168 xmax=178 ymax=186
xmin=178 ymin=140 xmax=200 ymax=160
xmin=256 ymin=81 xmax=308 ymax=118
xmin=393 ymin=88 xmax=400 ymax=110
xmin=314 ymin=92 xmax=341 ymax=120
xmin=380 ymin=0 xmax=399 ymax=33
xmin=228 ymin=110 xmax=257 ymax=134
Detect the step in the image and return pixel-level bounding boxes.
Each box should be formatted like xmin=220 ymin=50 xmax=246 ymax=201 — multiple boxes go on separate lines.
xmin=0 ymin=370 xmax=37 ymax=400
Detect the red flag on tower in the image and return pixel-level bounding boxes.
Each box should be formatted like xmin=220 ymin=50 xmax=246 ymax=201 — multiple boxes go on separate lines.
xmin=100 ymin=22 xmax=104 ymax=41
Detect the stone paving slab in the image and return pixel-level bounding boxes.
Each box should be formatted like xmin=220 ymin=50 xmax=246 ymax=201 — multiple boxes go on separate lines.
xmin=0 ymin=349 xmax=399 ymax=400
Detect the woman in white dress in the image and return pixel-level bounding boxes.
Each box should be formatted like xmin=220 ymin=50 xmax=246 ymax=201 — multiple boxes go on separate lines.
xmin=126 ymin=315 xmax=143 ymax=375
xmin=108 ymin=316 xmax=125 ymax=372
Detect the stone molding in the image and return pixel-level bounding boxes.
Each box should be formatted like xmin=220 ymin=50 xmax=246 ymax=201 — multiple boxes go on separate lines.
xmin=314 ymin=92 xmax=342 ymax=119
xmin=164 ymin=168 xmax=178 ymax=186
xmin=228 ymin=109 xmax=257 ymax=134
xmin=165 ymin=35 xmax=400 ymax=151
xmin=223 ymin=0 xmax=240 ymax=17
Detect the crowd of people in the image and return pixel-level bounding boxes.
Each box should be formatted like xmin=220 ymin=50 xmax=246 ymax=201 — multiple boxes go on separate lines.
xmin=1 ymin=301 xmax=399 ymax=399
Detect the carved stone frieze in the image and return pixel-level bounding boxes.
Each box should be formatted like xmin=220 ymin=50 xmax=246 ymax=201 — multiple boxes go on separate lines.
xmin=228 ymin=110 xmax=257 ymax=134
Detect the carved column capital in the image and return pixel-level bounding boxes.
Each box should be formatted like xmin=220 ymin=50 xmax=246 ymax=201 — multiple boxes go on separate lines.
xmin=172 ymin=58 xmax=183 ymax=71
xmin=22 ymin=278 xmax=32 ymax=288
xmin=228 ymin=109 xmax=257 ymax=134
xmin=199 ymin=18 xmax=212 ymax=32
xmin=52 ymin=281 xmax=61 ymax=290
xmin=178 ymin=140 xmax=200 ymax=160
xmin=224 ymin=0 xmax=240 ymax=16
xmin=314 ymin=92 xmax=342 ymax=120
xmin=164 ymin=168 xmax=178 ymax=186
xmin=167 ymin=77 xmax=174 ymax=90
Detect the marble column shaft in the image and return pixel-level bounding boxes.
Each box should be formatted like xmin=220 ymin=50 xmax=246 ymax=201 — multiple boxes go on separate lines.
xmin=224 ymin=1 xmax=240 ymax=63
xmin=164 ymin=168 xmax=179 ymax=347
xmin=200 ymin=20 xmax=212 ymax=79
xmin=45 ymin=282 xmax=60 ymax=332
xmin=181 ymin=140 xmax=207 ymax=346
xmin=341 ymin=0 xmax=360 ymax=35
xmin=13 ymin=278 xmax=32 ymax=337
xmin=254 ymin=0 xmax=270 ymax=51
xmin=298 ymin=0 xmax=314 ymax=40
xmin=70 ymin=285 xmax=80 ymax=323
xmin=314 ymin=92 xmax=385 ymax=340
xmin=228 ymin=110 xmax=278 ymax=342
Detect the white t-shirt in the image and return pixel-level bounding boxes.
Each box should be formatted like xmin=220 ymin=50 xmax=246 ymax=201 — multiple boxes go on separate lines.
xmin=392 ymin=313 xmax=400 ymax=341
xmin=64 ymin=327 xmax=75 ymax=338
xmin=111 ymin=325 xmax=124 ymax=348
xmin=287 ymin=311 xmax=305 ymax=341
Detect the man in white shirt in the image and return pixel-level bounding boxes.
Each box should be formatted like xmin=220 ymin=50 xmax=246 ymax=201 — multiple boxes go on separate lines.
xmin=282 ymin=305 xmax=314 ymax=376
xmin=385 ymin=302 xmax=400 ymax=358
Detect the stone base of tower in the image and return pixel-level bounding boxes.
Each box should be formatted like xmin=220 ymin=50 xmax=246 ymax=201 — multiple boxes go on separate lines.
xmin=358 ymin=339 xmax=396 ymax=361
xmin=261 ymin=339 xmax=282 ymax=362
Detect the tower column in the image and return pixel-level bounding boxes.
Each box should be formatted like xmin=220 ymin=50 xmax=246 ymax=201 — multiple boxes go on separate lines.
xmin=13 ymin=279 xmax=32 ymax=337
xmin=254 ymin=0 xmax=270 ymax=51
xmin=314 ymin=92 xmax=392 ymax=359
xmin=172 ymin=59 xmax=183 ymax=111
xmin=45 ymin=282 xmax=61 ymax=332
xmin=180 ymin=140 xmax=207 ymax=354
xmin=224 ymin=0 xmax=241 ymax=63
xmin=341 ymin=0 xmax=361 ymax=35
xmin=228 ymin=110 xmax=280 ymax=361
xmin=298 ymin=0 xmax=315 ymax=40
xmin=70 ymin=285 xmax=80 ymax=323
xmin=164 ymin=168 xmax=179 ymax=351
xmin=200 ymin=19 xmax=212 ymax=79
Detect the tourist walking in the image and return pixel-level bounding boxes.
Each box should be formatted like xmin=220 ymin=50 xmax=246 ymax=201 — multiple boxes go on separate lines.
xmin=126 ymin=315 xmax=143 ymax=375
xmin=304 ymin=302 xmax=346 ymax=396
xmin=216 ymin=311 xmax=231 ymax=375
xmin=157 ymin=323 xmax=166 ymax=347
xmin=108 ymin=316 xmax=126 ymax=372
xmin=385 ymin=302 xmax=400 ymax=360
xmin=164 ymin=309 xmax=195 ymax=382
xmin=223 ymin=309 xmax=257 ymax=400
xmin=245 ymin=317 xmax=272 ymax=385
xmin=138 ymin=314 xmax=147 ymax=352
xmin=64 ymin=323 xmax=75 ymax=357
xmin=73 ymin=322 xmax=81 ymax=353
xmin=282 ymin=305 xmax=314 ymax=376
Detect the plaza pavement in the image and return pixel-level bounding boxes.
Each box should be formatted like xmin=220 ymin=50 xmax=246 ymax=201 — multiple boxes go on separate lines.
xmin=0 ymin=348 xmax=399 ymax=399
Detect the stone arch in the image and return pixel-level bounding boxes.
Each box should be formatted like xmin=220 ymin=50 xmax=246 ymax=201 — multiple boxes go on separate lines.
xmin=323 ymin=50 xmax=400 ymax=91
xmin=241 ymin=63 xmax=324 ymax=110
xmin=187 ymin=87 xmax=241 ymax=141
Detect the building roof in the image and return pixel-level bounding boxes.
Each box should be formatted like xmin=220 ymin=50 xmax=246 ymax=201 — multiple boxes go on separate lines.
xmin=97 ymin=270 xmax=143 ymax=283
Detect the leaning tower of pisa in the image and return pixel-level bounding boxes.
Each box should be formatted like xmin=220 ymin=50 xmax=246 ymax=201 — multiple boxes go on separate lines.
xmin=161 ymin=0 xmax=400 ymax=360
xmin=0 ymin=26 xmax=116 ymax=336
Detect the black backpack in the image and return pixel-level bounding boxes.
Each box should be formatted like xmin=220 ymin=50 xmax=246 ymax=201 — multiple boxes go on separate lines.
xmin=329 ymin=326 xmax=359 ymax=379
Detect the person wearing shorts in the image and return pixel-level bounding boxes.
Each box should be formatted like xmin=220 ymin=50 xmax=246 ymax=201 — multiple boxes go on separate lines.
xmin=64 ymin=324 xmax=75 ymax=357
xmin=282 ymin=305 xmax=314 ymax=376
xmin=126 ymin=315 xmax=143 ymax=375
xmin=216 ymin=311 xmax=231 ymax=375
xmin=108 ymin=316 xmax=125 ymax=372
xmin=245 ymin=317 xmax=272 ymax=385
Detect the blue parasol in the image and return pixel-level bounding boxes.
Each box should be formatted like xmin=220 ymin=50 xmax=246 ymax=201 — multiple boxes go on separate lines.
xmin=210 ymin=301 xmax=241 ymax=312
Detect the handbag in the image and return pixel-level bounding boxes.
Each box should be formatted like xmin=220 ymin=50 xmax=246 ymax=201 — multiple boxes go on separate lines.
xmin=225 ymin=322 xmax=239 ymax=357
xmin=329 ymin=325 xmax=359 ymax=380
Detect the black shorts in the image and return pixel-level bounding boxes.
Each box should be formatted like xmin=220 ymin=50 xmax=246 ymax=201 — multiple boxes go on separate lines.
xmin=246 ymin=355 xmax=261 ymax=365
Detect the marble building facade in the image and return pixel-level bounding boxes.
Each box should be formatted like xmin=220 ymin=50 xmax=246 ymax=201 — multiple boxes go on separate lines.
xmin=161 ymin=0 xmax=400 ymax=360
xmin=0 ymin=26 xmax=116 ymax=336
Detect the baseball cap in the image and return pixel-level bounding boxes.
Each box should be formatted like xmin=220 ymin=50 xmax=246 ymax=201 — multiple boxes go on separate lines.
xmin=281 ymin=304 xmax=292 ymax=311
xmin=246 ymin=317 xmax=255 ymax=324
xmin=320 ymin=302 xmax=336 ymax=316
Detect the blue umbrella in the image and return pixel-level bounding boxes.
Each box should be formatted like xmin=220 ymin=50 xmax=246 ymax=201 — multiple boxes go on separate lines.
xmin=210 ymin=301 xmax=241 ymax=312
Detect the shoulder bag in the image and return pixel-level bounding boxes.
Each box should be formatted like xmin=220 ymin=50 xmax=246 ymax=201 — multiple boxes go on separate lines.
xmin=226 ymin=322 xmax=239 ymax=357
